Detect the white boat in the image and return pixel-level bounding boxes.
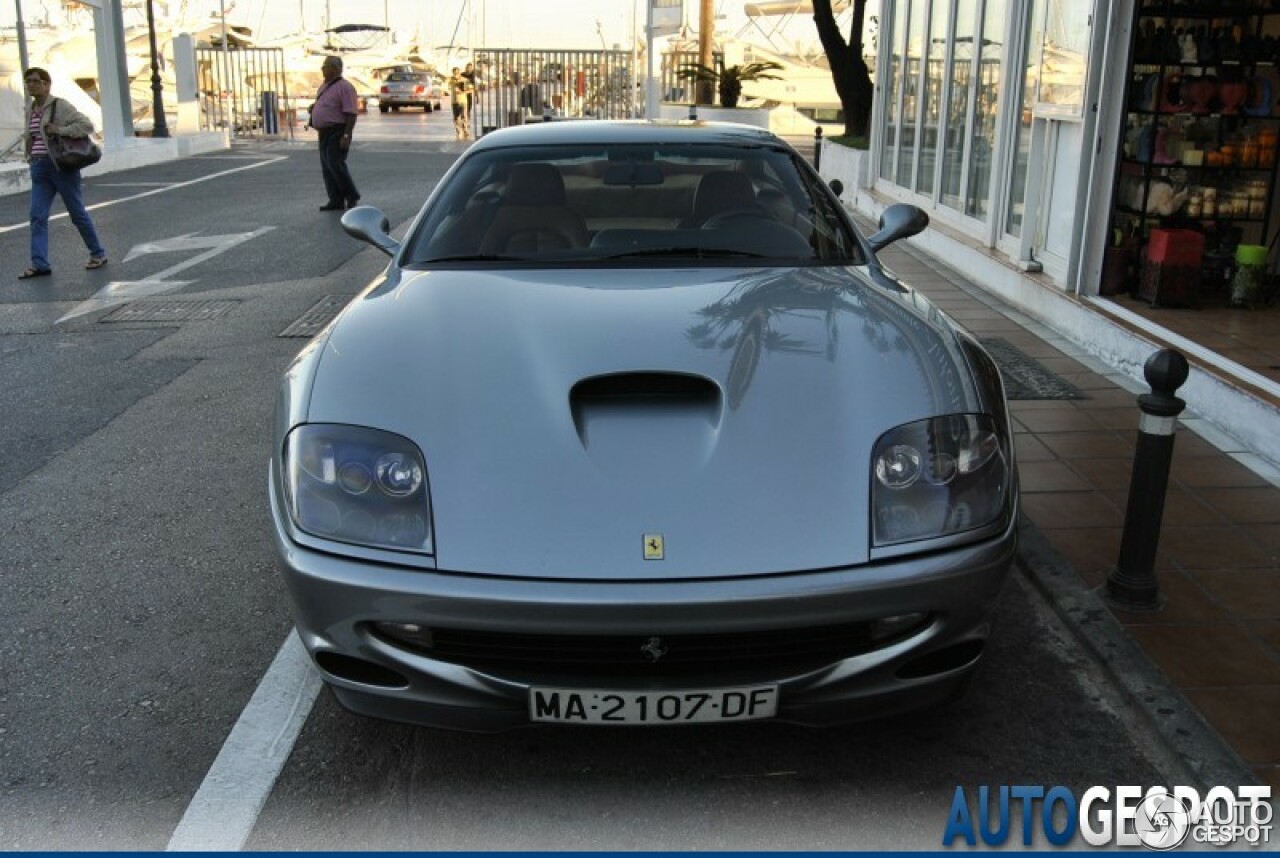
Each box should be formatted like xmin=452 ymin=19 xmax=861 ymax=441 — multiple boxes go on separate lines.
xmin=743 ymin=0 xmax=851 ymax=15
xmin=663 ymin=0 xmax=859 ymax=137
xmin=734 ymin=40 xmax=846 ymax=136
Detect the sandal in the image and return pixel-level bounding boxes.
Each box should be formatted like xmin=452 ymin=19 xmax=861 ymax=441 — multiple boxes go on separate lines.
xmin=18 ymin=267 xmax=51 ymax=279
xmin=85 ymin=257 xmax=108 ymax=270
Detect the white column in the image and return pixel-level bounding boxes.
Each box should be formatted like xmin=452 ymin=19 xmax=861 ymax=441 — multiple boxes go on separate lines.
xmin=173 ymin=33 xmax=199 ymax=133
xmin=83 ymin=0 xmax=135 ymax=144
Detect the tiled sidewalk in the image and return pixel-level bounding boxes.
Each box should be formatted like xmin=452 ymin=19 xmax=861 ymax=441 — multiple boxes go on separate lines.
xmin=875 ymin=240 xmax=1280 ymax=791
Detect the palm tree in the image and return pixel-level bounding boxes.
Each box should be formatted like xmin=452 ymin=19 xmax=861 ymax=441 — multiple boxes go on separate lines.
xmin=677 ymin=61 xmax=784 ymax=109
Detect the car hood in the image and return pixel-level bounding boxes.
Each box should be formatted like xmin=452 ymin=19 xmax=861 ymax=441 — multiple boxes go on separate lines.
xmin=305 ymin=265 xmax=982 ymax=580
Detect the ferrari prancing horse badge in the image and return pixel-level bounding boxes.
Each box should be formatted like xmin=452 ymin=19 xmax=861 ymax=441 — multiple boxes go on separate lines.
xmin=643 ymin=534 xmax=664 ymax=560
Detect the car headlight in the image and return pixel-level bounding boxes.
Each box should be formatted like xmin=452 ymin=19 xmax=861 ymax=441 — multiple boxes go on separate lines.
xmin=284 ymin=424 xmax=432 ymax=553
xmin=871 ymin=414 xmax=1009 ymax=546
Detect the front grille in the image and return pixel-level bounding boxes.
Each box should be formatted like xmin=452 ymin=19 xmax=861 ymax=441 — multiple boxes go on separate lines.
xmin=371 ymin=620 xmax=905 ymax=678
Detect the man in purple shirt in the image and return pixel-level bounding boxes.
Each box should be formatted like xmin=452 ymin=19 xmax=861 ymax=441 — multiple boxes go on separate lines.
xmin=311 ymin=55 xmax=361 ymax=211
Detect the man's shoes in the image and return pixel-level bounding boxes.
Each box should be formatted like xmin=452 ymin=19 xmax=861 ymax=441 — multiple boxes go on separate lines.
xmin=318 ymin=202 xmax=344 ymax=211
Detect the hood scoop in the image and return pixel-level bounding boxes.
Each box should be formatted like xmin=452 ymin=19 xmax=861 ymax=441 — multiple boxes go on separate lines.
xmin=570 ymin=372 xmax=723 ymax=477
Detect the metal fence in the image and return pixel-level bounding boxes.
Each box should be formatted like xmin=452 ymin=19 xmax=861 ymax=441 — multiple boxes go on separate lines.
xmin=467 ymin=49 xmax=639 ymax=135
xmin=194 ymin=46 xmax=294 ymax=139
xmin=660 ymin=50 xmax=724 ymax=106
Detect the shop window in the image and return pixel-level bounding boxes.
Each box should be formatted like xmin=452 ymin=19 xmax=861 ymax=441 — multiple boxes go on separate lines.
xmin=1109 ymin=2 xmax=1280 ymax=312
xmin=917 ymin=0 xmax=952 ymax=196
xmin=897 ymin=0 xmax=927 ymax=187
xmin=880 ymin=1 xmax=908 ymax=181
xmin=1004 ymin=1 xmax=1041 ymax=238
xmin=940 ymin=0 xmax=978 ymax=211
xmin=1031 ymin=0 xmax=1091 ymax=118
xmin=965 ymin=0 xmax=1006 ymax=220
xmin=878 ymin=0 xmax=1011 ymax=226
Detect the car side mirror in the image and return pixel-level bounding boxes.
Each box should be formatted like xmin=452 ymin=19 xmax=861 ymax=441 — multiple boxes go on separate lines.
xmin=341 ymin=205 xmax=401 ymax=257
xmin=866 ymin=203 xmax=929 ymax=253
xmin=828 ymin=179 xmax=844 ymax=197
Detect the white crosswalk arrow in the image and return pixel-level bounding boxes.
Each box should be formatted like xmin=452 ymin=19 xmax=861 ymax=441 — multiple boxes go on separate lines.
xmin=57 ymin=226 xmax=276 ymax=323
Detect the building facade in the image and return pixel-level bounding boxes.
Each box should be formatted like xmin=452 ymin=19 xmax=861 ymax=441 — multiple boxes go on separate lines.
xmin=862 ymin=0 xmax=1280 ymax=470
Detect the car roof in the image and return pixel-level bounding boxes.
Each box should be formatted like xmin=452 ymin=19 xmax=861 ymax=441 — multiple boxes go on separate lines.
xmin=465 ymin=120 xmax=789 ymax=152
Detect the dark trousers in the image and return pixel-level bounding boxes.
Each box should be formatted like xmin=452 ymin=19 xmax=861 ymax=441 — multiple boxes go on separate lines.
xmin=318 ymin=125 xmax=359 ymax=205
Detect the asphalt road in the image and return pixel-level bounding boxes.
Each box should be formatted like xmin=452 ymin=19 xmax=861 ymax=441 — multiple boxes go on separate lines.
xmin=0 ymin=112 xmax=1184 ymax=850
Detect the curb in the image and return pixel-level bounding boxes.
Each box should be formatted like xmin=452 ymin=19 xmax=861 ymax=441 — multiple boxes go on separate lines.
xmin=1016 ymin=516 xmax=1261 ymax=790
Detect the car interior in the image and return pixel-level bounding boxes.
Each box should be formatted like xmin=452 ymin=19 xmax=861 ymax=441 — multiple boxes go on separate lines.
xmin=410 ymin=144 xmax=862 ymax=266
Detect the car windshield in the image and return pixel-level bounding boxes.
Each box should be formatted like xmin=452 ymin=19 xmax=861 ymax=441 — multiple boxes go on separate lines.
xmin=402 ymin=142 xmax=863 ymax=267
xmin=386 ymin=72 xmax=421 ymax=82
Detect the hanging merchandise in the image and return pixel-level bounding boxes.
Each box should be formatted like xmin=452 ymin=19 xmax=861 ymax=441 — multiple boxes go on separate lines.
xmin=1110 ymin=2 xmax=1280 ymax=308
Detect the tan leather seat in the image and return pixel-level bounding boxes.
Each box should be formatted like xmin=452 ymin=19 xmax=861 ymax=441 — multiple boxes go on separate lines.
xmin=481 ymin=163 xmax=589 ymax=254
xmin=680 ymin=171 xmax=760 ymax=228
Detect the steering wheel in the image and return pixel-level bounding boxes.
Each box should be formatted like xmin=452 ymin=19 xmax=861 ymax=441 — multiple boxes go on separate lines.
xmin=701 ymin=206 xmax=775 ymax=229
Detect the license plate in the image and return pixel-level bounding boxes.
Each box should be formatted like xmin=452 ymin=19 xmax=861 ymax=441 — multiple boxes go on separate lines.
xmin=529 ymin=685 xmax=778 ymax=725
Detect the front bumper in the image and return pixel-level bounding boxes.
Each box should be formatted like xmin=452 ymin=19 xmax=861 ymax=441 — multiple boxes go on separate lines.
xmin=270 ymin=475 xmax=1017 ymax=732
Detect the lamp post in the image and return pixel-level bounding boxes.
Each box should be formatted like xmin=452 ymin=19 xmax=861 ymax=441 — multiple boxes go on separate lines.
xmin=631 ymin=0 xmax=639 ymax=118
xmin=145 ymin=0 xmax=170 ymax=137
xmin=220 ymin=0 xmax=232 ymax=132
xmin=645 ymin=0 xmax=656 ymax=118
xmin=14 ymin=0 xmax=30 ymax=74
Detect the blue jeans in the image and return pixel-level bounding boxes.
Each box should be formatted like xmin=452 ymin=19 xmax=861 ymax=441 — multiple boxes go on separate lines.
xmin=317 ymin=126 xmax=359 ymax=205
xmin=29 ymin=155 xmax=105 ymax=270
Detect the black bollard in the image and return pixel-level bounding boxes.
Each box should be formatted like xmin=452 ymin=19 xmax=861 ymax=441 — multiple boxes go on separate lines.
xmin=814 ymin=126 xmax=824 ymax=171
xmin=688 ymin=103 xmax=697 ymax=120
xmin=1105 ymin=349 xmax=1190 ymax=610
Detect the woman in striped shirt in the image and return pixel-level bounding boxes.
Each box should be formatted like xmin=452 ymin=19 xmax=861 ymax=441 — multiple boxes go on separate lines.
xmin=20 ymin=67 xmax=107 ymax=280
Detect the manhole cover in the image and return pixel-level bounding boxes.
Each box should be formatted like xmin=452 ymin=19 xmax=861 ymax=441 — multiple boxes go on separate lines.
xmin=100 ymin=300 xmax=240 ymax=323
xmin=980 ymin=338 xmax=1087 ymax=401
xmin=279 ymin=295 xmax=356 ymax=338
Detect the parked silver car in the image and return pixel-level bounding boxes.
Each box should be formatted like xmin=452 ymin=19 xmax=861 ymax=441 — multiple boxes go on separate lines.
xmin=269 ymin=120 xmax=1019 ymax=731
xmin=377 ymin=71 xmax=441 ymax=112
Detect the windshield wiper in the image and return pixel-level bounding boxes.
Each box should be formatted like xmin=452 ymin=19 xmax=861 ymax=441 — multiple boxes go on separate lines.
xmin=602 ymin=247 xmax=770 ymax=260
xmin=421 ymin=254 xmax=528 ymax=263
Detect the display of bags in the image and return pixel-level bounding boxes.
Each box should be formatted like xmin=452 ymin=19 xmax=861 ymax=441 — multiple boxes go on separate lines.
xmin=45 ymin=100 xmax=102 ymax=171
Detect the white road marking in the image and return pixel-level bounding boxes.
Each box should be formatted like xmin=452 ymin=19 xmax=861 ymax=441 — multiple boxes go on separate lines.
xmin=166 ymin=630 xmax=321 ymax=851
xmin=57 ymin=226 xmax=275 ymax=322
xmin=92 ymin=182 xmax=176 ymax=187
xmin=0 ymin=156 xmax=286 ymax=234
xmin=121 ymin=230 xmax=275 ymax=263
xmin=58 ymin=279 xmax=196 ymax=316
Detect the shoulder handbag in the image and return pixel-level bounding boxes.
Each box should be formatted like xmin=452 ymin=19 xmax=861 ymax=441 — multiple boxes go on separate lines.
xmin=45 ymin=100 xmax=103 ymax=171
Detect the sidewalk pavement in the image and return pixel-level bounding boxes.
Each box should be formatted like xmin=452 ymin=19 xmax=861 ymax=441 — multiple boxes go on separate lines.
xmin=873 ymin=237 xmax=1280 ymax=792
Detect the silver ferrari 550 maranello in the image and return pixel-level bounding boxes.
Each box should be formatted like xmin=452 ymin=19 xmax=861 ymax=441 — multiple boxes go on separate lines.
xmin=269 ymin=120 xmax=1019 ymax=732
